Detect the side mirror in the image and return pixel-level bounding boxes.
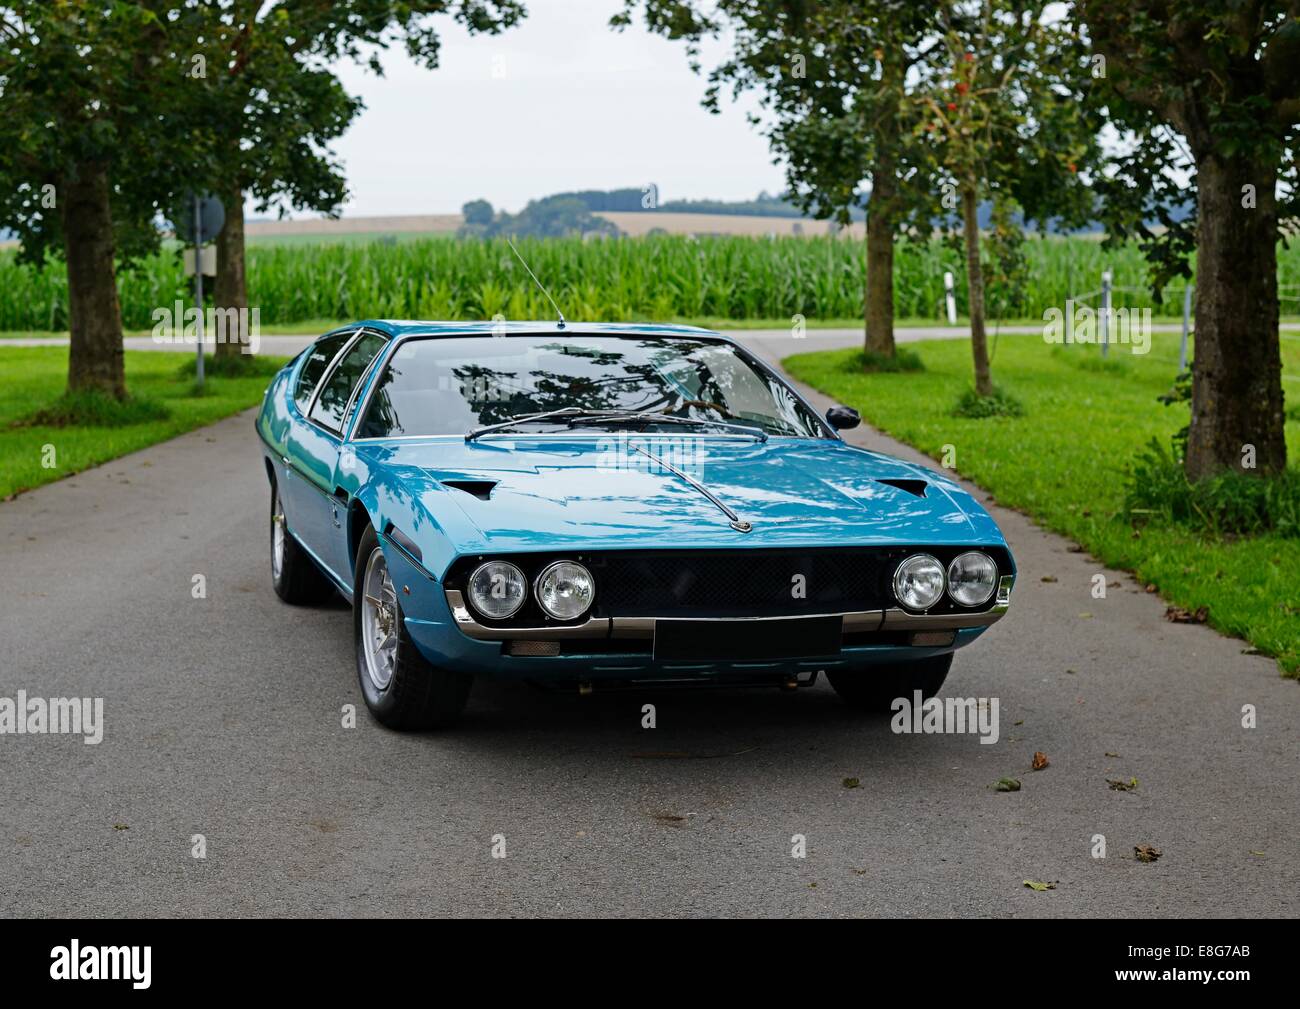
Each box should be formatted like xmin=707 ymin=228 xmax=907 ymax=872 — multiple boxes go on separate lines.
xmin=826 ymin=405 xmax=861 ymax=431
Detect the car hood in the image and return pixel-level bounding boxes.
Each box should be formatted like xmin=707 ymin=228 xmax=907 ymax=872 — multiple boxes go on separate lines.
xmin=359 ymin=435 xmax=1006 ymax=570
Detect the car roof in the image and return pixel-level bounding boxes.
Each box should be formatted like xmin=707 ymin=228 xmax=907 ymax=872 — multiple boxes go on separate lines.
xmin=335 ymin=320 xmax=727 ymax=343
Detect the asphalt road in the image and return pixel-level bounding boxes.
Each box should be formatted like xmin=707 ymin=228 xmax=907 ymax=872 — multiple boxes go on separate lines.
xmin=1 ymin=341 xmax=1296 ymax=918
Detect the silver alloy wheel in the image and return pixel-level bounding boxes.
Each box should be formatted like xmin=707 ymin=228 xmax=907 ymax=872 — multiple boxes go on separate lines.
xmin=271 ymin=490 xmax=286 ymax=580
xmin=360 ymin=546 xmax=399 ymax=691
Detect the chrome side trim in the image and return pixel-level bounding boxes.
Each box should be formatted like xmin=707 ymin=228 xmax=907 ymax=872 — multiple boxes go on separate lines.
xmin=445 ymin=590 xmax=1010 ymax=642
xmin=880 ymin=608 xmax=1006 ymax=631
xmin=447 ymin=589 xmax=611 ymax=640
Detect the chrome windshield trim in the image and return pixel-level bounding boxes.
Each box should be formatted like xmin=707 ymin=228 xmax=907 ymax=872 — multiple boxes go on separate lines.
xmin=303 ymin=326 xmax=365 ymax=421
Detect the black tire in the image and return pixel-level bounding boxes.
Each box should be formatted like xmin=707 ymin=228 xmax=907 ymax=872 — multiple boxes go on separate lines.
xmin=270 ymin=480 xmax=336 ymax=605
xmin=826 ymin=653 xmax=953 ymax=712
xmin=353 ymin=524 xmax=471 ymax=730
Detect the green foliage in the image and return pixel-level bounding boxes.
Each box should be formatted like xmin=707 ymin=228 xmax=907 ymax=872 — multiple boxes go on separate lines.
xmin=5 ymin=234 xmax=1289 ymax=330
xmin=783 ymin=334 xmax=1300 ymax=676
xmin=175 ymin=354 xmax=286 ymax=380
xmin=462 ymin=199 xmax=495 ymax=227
xmin=1049 ymin=345 xmax=1130 ymax=374
xmin=458 ymin=195 xmax=622 ymax=239
xmin=0 ymin=348 xmax=289 ymax=499
xmin=614 ymin=2 xmax=943 ymax=233
xmin=848 ymin=348 xmax=925 ymax=373
xmin=1084 ymin=1 xmax=1300 ymax=295
xmin=951 ymin=385 xmax=1025 ymax=418
xmin=985 ymin=195 xmax=1031 ymax=319
xmin=1126 ymin=438 xmax=1300 ymax=538
xmin=0 ymin=3 xmax=226 ymax=266
xmin=20 ymin=391 xmax=170 ymax=429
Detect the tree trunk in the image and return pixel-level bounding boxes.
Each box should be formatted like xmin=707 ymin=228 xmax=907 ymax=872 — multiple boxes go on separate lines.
xmin=61 ymin=164 xmax=126 ymax=398
xmin=213 ymin=187 xmax=249 ymax=359
xmin=1185 ymin=154 xmax=1286 ymax=479
xmin=864 ymin=165 xmax=897 ymax=358
xmin=960 ymin=182 xmax=992 ymax=397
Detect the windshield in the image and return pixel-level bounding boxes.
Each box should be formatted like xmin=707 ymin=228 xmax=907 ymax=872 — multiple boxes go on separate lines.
xmin=354 ymin=335 xmax=828 ymax=439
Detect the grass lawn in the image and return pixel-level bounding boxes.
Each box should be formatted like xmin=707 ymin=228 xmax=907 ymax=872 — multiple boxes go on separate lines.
xmin=0 ymin=347 xmax=287 ymax=499
xmin=784 ymin=332 xmax=1300 ymax=679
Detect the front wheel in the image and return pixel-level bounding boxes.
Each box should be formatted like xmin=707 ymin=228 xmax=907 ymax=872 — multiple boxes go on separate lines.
xmin=826 ymin=653 xmax=953 ymax=712
xmin=353 ymin=525 xmax=471 ymax=730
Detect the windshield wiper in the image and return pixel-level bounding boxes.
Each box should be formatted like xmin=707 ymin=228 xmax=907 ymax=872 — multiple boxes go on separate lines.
xmin=467 ymin=406 xmax=769 ymax=442
xmin=465 ymin=407 xmax=587 ymax=441
xmin=565 ymin=409 xmax=768 ymax=442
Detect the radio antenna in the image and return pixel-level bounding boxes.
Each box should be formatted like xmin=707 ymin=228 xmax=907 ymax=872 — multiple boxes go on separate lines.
xmin=506 ymin=237 xmax=566 ymax=330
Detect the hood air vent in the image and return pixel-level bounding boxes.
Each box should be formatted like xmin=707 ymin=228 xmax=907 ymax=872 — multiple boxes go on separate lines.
xmin=877 ymin=478 xmax=928 ymax=498
xmin=442 ymin=479 xmax=497 ymax=501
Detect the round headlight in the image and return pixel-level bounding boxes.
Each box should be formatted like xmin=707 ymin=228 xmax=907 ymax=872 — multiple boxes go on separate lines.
xmin=947 ymin=551 xmax=998 ymax=606
xmin=535 ymin=560 xmax=595 ymax=621
xmin=467 ymin=560 xmax=527 ymax=619
xmin=893 ymin=553 xmax=946 ymax=611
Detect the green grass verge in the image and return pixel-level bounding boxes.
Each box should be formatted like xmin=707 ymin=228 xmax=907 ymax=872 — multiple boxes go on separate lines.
xmin=0 ymin=348 xmax=288 ymax=499
xmin=784 ymin=332 xmax=1300 ymax=679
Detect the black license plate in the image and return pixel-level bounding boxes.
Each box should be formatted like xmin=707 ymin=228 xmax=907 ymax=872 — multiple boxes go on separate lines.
xmin=653 ymin=616 xmax=843 ymax=662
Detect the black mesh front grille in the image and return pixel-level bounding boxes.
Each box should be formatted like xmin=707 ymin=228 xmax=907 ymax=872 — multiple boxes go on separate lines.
xmin=593 ymin=548 xmax=898 ymax=618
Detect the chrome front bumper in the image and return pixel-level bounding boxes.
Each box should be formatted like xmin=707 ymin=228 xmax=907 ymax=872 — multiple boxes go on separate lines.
xmin=445 ymin=576 xmax=1012 ymax=643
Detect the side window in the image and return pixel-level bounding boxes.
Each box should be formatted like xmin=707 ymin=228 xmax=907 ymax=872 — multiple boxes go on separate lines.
xmin=293 ymin=331 xmax=353 ymax=412
xmin=308 ymin=332 xmax=388 ymax=434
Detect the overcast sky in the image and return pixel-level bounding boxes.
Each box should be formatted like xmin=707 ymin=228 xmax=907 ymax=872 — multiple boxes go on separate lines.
xmin=326 ymin=0 xmax=786 ymax=217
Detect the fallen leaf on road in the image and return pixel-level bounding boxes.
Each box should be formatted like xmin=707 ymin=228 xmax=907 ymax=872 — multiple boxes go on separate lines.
xmin=1134 ymin=844 xmax=1162 ymax=863
xmin=1104 ymin=751 xmax=1120 ymax=758
xmin=1107 ymin=777 xmax=1139 ymax=791
xmin=1164 ymin=605 xmax=1209 ymax=624
xmin=1250 ymin=851 xmax=1266 ymax=857
xmin=1014 ymin=720 xmax=1024 ymax=726
xmin=1041 ymin=575 xmax=1058 ymax=583
xmin=112 ymin=824 xmax=129 ymax=831
xmin=1079 ymin=612 xmax=1094 ymax=619
xmin=842 ymin=777 xmax=860 ymax=789
xmin=995 ymin=777 xmax=1022 ymax=792
xmin=1023 ymin=880 xmax=1056 ymax=891
xmin=1032 ymin=752 xmax=1049 ymax=771
xmin=1145 ymin=584 xmax=1157 ymax=593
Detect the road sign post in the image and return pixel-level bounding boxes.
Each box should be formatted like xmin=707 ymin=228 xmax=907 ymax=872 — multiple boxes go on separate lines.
xmin=176 ymin=193 xmax=225 ymax=389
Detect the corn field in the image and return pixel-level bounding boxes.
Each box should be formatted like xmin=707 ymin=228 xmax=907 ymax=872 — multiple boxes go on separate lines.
xmin=3 ymin=234 xmax=1300 ymax=331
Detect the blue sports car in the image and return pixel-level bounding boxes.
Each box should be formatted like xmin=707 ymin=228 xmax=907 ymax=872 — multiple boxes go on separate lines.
xmin=256 ymin=321 xmax=1015 ymax=729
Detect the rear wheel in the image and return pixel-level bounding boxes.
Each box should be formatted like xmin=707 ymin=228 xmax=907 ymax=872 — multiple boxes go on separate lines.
xmin=353 ymin=524 xmax=471 ymax=730
xmin=826 ymin=653 xmax=953 ymax=712
xmin=270 ymin=482 xmax=336 ymax=605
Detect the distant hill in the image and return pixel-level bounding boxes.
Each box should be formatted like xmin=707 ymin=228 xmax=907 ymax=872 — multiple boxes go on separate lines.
xmin=552 ymin=188 xmax=824 ymax=219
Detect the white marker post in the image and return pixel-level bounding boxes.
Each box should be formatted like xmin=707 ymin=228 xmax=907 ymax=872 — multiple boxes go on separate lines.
xmin=943 ymin=271 xmax=957 ymax=325
xmin=1100 ymin=269 xmax=1112 ymax=359
xmin=193 ymin=194 xmax=204 ymax=386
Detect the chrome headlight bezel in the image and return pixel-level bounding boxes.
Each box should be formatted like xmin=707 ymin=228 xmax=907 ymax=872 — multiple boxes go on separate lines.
xmin=534 ymin=560 xmax=595 ymax=621
xmin=946 ymin=551 xmax=998 ymax=607
xmin=892 ymin=553 xmax=946 ymax=612
xmin=466 ymin=560 xmax=528 ymax=620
